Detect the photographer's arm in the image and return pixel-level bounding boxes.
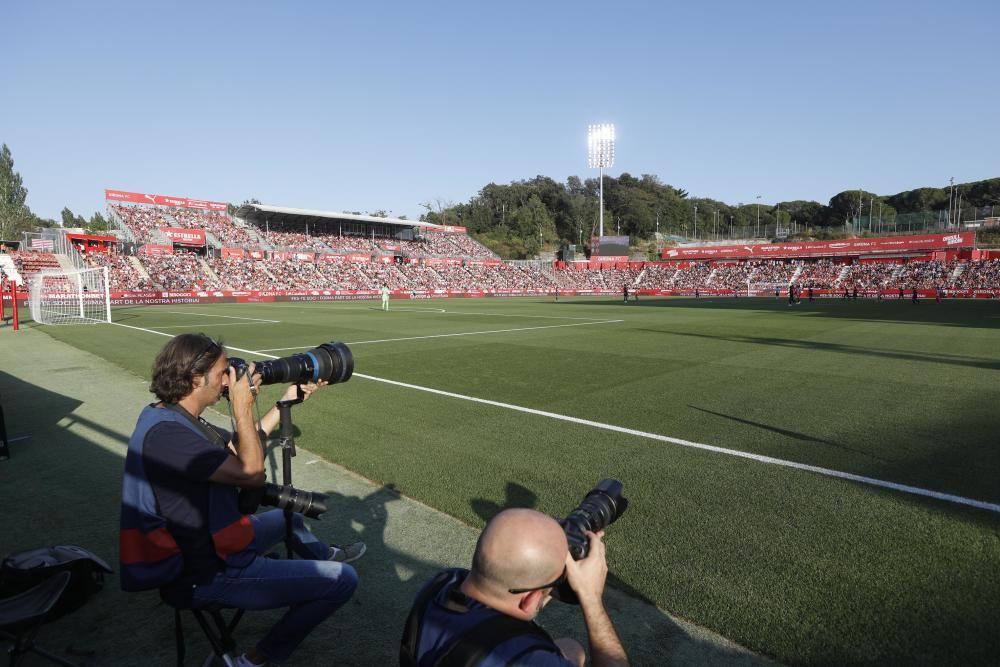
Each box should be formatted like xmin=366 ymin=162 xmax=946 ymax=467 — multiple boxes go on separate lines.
xmin=210 ymin=365 xmax=265 ymax=488
xmin=255 ymin=380 xmax=327 ymax=436
xmin=564 ymin=531 xmax=630 ymax=667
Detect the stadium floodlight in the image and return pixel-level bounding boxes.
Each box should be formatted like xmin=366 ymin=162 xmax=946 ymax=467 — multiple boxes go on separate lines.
xmin=29 ymin=266 xmax=111 ymax=325
xmin=588 ymin=123 xmax=615 ymax=237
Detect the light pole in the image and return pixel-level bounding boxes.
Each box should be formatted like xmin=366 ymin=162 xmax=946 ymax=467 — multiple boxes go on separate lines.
xmin=755 ymin=195 xmax=761 ymax=237
xmin=693 ymin=204 xmax=698 ymax=240
xmin=588 ymin=124 xmax=615 ymax=238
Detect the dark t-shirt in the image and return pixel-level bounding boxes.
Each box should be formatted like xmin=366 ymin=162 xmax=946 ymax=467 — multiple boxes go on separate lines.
xmin=414 ymin=569 xmax=573 ymax=667
xmin=143 ymin=418 xmax=232 ymax=582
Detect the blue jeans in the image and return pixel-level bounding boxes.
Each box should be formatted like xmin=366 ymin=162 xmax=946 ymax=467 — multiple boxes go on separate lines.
xmin=191 ymin=509 xmax=358 ymax=663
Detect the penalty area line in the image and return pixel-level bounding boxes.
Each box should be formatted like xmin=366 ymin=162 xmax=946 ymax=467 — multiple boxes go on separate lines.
xmin=254 ymin=319 xmax=625 ymax=352
xmin=160 ymin=310 xmax=281 ymax=323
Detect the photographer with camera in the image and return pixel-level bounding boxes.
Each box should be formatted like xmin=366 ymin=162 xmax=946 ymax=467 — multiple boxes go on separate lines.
xmin=120 ymin=333 xmax=364 ymax=667
xmin=401 ymin=507 xmax=630 ymax=667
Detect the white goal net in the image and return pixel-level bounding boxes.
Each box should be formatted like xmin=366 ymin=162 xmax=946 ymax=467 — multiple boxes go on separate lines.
xmin=29 ymin=266 xmax=111 ymax=325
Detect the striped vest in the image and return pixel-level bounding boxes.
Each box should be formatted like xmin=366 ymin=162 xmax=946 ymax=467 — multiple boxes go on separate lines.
xmin=119 ymin=405 xmax=255 ymax=591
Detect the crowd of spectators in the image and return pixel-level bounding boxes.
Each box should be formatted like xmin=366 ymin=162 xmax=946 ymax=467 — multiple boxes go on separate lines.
xmin=796 ymin=260 xmax=843 ymax=288
xmin=839 ymin=263 xmax=902 ymax=291
xmin=139 ymin=252 xmax=223 ymax=290
xmin=111 ymin=205 xmax=173 ymax=242
xmin=84 ymin=251 xmax=155 ymax=291
xmin=952 ymin=259 xmax=1000 ymax=289
xmin=9 ymin=251 xmax=61 ymax=283
xmin=894 ymin=260 xmax=954 ymax=289
xmin=205 ymin=257 xmax=278 ymax=290
xmin=68 ymin=247 xmax=1000 ymax=295
xmin=263 ymin=231 xmax=332 ymax=252
xmin=170 ymin=209 xmax=257 ymax=247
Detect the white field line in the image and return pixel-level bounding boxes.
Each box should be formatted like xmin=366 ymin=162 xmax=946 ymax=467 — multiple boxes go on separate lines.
xmin=156 ymin=322 xmax=281 ymax=329
xmin=255 ymin=319 xmax=625 ymax=352
xmin=109 ymin=321 xmax=1000 ymax=514
xmin=160 ymin=310 xmax=281 ymax=323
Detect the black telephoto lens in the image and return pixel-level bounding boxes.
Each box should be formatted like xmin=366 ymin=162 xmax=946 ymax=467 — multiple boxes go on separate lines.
xmin=256 ymin=342 xmax=354 ymax=386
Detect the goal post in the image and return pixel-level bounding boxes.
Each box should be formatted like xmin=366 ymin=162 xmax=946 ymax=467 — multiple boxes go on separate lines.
xmin=29 ymin=266 xmax=111 ymax=325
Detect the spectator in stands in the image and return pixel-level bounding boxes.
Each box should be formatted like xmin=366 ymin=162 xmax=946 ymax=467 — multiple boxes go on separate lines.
xmin=120 ymin=334 xmax=365 ymax=667
xmin=401 ymin=509 xmax=629 ymax=667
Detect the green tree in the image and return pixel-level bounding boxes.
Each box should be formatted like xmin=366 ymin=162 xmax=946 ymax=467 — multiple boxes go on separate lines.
xmin=0 ymin=144 xmax=33 ymax=241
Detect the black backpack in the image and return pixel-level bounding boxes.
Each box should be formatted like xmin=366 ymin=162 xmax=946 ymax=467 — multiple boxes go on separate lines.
xmin=0 ymin=545 xmax=113 ymax=620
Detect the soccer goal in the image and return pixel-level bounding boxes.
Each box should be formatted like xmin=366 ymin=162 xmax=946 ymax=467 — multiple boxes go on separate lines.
xmin=29 ymin=266 xmax=111 ymax=325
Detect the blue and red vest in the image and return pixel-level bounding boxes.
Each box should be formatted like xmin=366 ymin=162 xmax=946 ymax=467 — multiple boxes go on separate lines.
xmin=119 ymin=405 xmax=256 ymax=592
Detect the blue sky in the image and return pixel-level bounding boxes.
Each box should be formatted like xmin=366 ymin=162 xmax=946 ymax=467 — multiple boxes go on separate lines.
xmin=4 ymin=0 xmax=998 ymax=221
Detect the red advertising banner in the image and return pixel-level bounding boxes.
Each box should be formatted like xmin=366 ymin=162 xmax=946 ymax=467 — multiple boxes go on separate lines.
xmin=347 ymin=253 xmax=372 ymax=263
xmin=319 ymin=253 xmax=372 ymax=263
xmin=269 ymin=251 xmax=315 ymax=262
xmin=320 ymin=254 xmax=346 ymax=263
xmin=139 ymin=244 xmax=173 ymax=256
xmin=104 ymin=189 xmax=229 ymax=211
xmin=221 ymin=247 xmax=246 ymax=259
xmin=105 ymin=189 xmax=228 ymax=212
xmin=249 ymin=250 xmax=266 ymax=260
xmin=660 ymin=233 xmax=975 ymax=261
xmin=434 ymin=225 xmax=468 ymax=234
xmin=381 ymin=243 xmax=401 ymax=252
xmin=163 ymin=227 xmax=207 ymax=246
xmin=466 ymin=259 xmax=503 ymax=267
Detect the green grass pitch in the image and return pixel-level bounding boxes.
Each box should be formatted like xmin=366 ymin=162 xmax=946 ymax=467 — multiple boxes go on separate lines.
xmin=36 ymin=295 xmax=1000 ymax=665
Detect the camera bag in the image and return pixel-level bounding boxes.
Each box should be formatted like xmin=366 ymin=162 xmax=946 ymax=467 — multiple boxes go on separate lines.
xmin=0 ymin=545 xmax=113 ymax=620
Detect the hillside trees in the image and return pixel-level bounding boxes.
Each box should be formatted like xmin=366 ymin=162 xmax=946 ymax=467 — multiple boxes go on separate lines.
xmin=0 ymin=144 xmax=33 ymax=242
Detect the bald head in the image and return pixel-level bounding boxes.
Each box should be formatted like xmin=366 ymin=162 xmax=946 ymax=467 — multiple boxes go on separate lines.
xmin=469 ymin=509 xmax=568 ymax=598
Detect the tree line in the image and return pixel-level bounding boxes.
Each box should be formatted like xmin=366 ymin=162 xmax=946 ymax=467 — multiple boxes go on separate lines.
xmin=419 ymin=174 xmax=1000 ymax=258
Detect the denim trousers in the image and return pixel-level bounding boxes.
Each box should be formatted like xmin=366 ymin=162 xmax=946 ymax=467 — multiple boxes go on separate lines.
xmin=191 ymin=509 xmax=359 ymax=663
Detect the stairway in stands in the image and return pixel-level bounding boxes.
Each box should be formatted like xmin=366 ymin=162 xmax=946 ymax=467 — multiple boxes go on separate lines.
xmin=951 ymin=263 xmax=966 ymax=284
xmin=834 ymin=265 xmax=852 ymax=285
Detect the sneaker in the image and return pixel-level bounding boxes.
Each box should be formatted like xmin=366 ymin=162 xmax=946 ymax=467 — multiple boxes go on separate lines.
xmin=327 ymin=542 xmax=366 ymax=563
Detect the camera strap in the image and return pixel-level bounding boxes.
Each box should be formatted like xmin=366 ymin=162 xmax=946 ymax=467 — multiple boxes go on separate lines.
xmin=161 ymin=403 xmax=228 ymax=450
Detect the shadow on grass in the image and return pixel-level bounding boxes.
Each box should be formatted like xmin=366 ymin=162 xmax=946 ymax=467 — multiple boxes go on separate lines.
xmin=688 ymin=405 xmax=893 ymax=463
xmin=0 ymin=365 xmax=769 ymax=667
xmin=641 ymin=328 xmax=1000 ymax=371
xmin=568 ymin=296 xmax=1000 ymax=329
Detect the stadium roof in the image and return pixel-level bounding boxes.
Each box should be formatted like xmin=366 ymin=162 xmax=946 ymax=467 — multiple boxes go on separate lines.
xmin=234 ymin=203 xmax=440 ymax=229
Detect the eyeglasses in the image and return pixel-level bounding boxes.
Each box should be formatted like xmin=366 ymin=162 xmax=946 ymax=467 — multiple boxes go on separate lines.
xmin=189 ymin=337 xmax=222 ymax=375
xmin=508 ymin=567 xmax=566 ymax=595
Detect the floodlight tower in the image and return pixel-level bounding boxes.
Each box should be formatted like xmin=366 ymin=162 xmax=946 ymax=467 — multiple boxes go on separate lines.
xmin=588 ymin=123 xmax=615 ymax=237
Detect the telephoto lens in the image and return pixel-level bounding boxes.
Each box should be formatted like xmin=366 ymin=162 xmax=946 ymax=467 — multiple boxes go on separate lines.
xmin=227 ymin=342 xmax=353 ymax=388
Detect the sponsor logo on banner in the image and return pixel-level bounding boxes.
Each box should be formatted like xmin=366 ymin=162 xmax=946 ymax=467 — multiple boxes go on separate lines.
xmin=105 ymin=188 xmax=229 ymax=212
xmin=660 ymin=233 xmax=975 ymax=261
xmin=163 ymin=227 xmax=207 ymax=246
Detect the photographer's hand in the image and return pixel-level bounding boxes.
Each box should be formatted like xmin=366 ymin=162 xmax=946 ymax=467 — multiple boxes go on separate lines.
xmin=258 ymin=380 xmax=329 ymax=436
xmin=565 ymin=531 xmax=630 ymax=667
